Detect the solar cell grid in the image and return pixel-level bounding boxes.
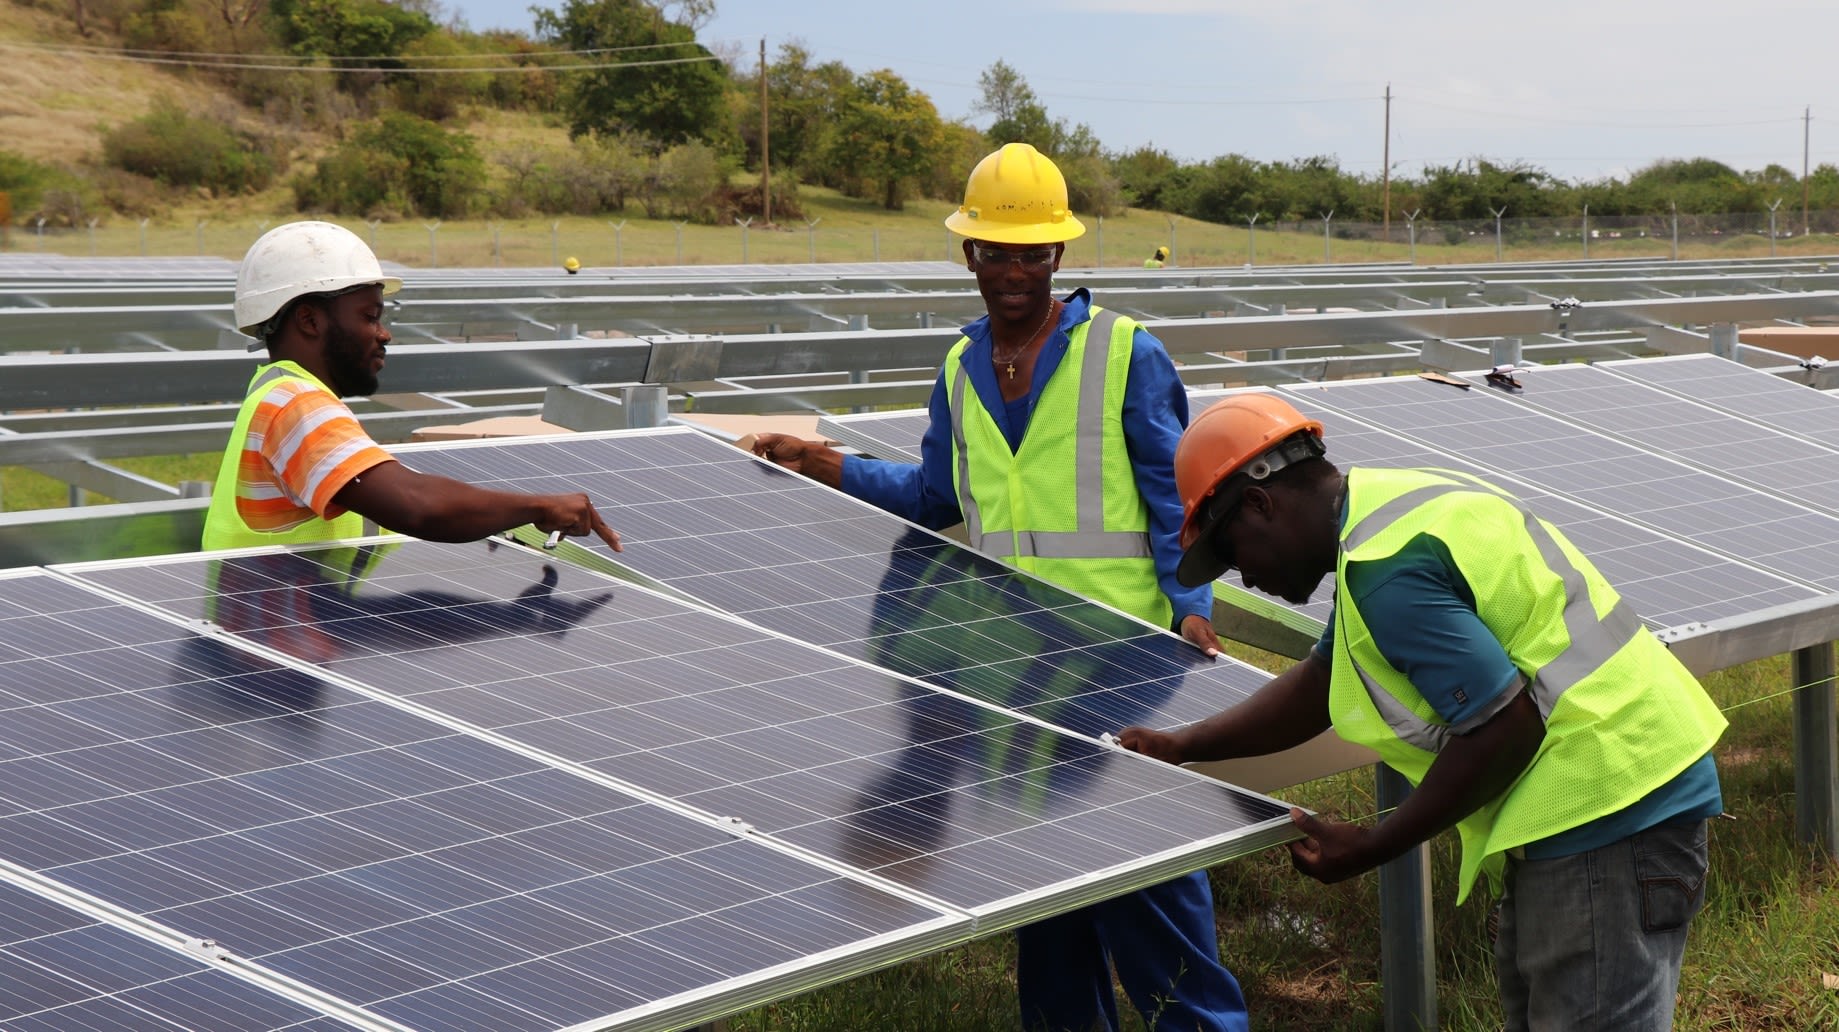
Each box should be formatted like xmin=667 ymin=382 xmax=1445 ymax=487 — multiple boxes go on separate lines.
xmin=0 ymin=878 xmax=342 ymax=1032
xmin=398 ymin=430 xmax=1280 ymax=741
xmin=1 ymin=568 xmax=958 ymax=1032
xmin=76 ymin=540 xmax=1290 ymax=919
xmin=1490 ymin=363 xmax=1839 ymax=512
xmin=1602 ymin=354 xmax=1839 ymax=450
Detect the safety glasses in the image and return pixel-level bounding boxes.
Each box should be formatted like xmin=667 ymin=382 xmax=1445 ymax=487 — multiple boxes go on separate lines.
xmin=969 ymin=242 xmax=1058 ymax=270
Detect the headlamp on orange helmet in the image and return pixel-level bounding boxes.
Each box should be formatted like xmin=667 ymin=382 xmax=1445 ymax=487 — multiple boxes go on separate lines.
xmin=1173 ymin=395 xmax=1325 ymax=587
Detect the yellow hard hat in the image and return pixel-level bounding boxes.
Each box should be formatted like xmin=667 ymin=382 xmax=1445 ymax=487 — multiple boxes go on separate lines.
xmin=563 ymin=256 xmax=580 ymax=273
xmin=1155 ymin=245 xmax=1170 ymax=260
xmin=944 ymin=143 xmax=1085 ymax=245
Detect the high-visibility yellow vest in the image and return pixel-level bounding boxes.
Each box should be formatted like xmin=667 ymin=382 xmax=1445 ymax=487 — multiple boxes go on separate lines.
xmin=943 ymin=307 xmax=1169 ymax=629
xmin=1327 ymin=467 xmax=1727 ymax=903
xmin=202 ymin=361 xmax=374 ymax=552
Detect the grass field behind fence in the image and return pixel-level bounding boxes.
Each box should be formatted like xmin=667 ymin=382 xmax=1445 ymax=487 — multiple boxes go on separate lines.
xmin=8 ymin=184 xmax=1839 ymax=271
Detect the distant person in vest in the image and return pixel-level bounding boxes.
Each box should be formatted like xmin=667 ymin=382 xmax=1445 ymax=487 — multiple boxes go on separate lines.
xmin=203 ymin=221 xmax=622 ymax=553
xmin=1123 ymin=394 xmax=1728 ymax=1031
xmin=1145 ymin=244 xmax=1170 ymax=269
xmin=749 ymin=143 xmax=1247 ymax=1032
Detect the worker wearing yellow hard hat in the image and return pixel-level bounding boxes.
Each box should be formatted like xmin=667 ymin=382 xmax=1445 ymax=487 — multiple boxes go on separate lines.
xmin=1145 ymin=244 xmax=1170 ymax=269
xmin=563 ymin=256 xmax=580 ymax=274
xmin=752 ymin=143 xmax=1248 ymax=1032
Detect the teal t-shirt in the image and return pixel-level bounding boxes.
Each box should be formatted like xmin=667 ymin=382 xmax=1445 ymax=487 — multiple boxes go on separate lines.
xmin=1315 ymin=533 xmax=1721 ymax=858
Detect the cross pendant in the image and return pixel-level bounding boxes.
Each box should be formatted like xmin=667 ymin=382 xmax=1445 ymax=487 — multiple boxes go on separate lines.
xmin=1006 ymin=363 xmax=1016 ymax=378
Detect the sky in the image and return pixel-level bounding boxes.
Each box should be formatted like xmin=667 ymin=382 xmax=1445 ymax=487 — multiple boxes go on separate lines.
xmin=435 ymin=0 xmax=1839 ymax=186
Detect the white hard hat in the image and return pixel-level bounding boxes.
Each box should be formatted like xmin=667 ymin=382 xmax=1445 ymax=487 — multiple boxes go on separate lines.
xmin=234 ymin=221 xmax=401 ymax=339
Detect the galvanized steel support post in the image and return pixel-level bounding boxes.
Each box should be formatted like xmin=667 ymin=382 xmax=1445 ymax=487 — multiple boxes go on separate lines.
xmin=1377 ymin=763 xmax=1437 ymax=1032
xmin=1793 ymin=642 xmax=1838 ymax=857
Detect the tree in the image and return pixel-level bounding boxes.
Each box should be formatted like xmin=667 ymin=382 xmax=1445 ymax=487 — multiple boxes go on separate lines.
xmin=825 ymin=69 xmax=945 ymax=210
xmin=973 ymin=60 xmax=1055 ymax=153
xmin=534 ymin=0 xmax=727 ymax=148
xmin=270 ymin=0 xmax=436 ymax=94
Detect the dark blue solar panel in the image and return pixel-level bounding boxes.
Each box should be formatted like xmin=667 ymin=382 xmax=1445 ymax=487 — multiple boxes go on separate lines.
xmin=399 ymin=431 xmax=1277 ymax=737
xmin=0 ymin=569 xmax=955 ymax=1032
xmin=0 ymin=879 xmax=337 ymax=1031
xmin=76 ymin=540 xmax=1290 ymax=916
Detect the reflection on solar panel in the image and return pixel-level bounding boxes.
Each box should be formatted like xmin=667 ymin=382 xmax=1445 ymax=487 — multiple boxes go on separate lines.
xmin=1292 ymin=375 xmax=1839 ymax=594
xmin=71 ymin=540 xmax=1288 ymax=924
xmin=1601 ymin=354 xmax=1839 ymax=451
xmin=0 ymin=567 xmax=963 ymax=1032
xmin=0 ymin=879 xmax=343 ymax=1032
xmin=1485 ymin=363 xmax=1839 ymax=513
xmin=398 ymin=429 xmax=1278 ymax=738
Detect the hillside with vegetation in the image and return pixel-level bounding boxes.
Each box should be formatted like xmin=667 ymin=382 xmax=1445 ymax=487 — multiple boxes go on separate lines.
xmin=5 ymin=0 xmax=1839 ymax=246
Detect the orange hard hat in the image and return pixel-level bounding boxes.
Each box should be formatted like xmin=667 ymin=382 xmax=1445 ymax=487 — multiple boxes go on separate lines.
xmin=1174 ymin=394 xmax=1325 ymax=586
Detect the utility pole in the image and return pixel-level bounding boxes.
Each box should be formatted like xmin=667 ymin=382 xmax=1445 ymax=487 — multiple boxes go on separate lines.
xmin=1382 ymin=83 xmax=1392 ymax=242
xmin=1804 ymin=105 xmax=1812 ymax=238
xmin=760 ymin=38 xmax=771 ymax=226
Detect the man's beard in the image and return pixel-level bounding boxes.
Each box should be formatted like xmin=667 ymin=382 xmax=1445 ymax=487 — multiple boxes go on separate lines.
xmin=324 ymin=321 xmax=378 ymax=398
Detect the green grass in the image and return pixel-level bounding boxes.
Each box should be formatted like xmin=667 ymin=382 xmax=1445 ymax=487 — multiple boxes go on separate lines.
xmin=1 ymin=453 xmax=219 ymax=512
xmin=724 ymin=653 xmax=1839 ymax=1032
xmin=8 ymin=184 xmax=1838 ymax=271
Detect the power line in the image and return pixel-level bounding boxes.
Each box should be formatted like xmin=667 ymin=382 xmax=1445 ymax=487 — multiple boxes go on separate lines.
xmin=0 ymin=37 xmax=707 ymax=62
xmin=0 ymin=41 xmax=723 ymax=74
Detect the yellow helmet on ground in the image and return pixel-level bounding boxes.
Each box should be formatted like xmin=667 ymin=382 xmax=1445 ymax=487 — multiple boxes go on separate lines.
xmin=944 ymin=143 xmax=1085 ymax=245
xmin=563 ymin=256 xmax=581 ymax=273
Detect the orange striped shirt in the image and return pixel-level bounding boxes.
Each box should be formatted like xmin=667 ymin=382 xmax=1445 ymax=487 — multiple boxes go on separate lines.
xmin=234 ymin=377 xmax=392 ymax=534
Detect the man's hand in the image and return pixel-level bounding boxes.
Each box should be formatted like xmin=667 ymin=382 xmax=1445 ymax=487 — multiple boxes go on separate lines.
xmin=749 ymin=432 xmax=845 ymax=488
xmin=1117 ymin=725 xmax=1187 ymax=765
xmin=1179 ymin=613 xmax=1221 ymax=657
xmin=1286 ymin=808 xmax=1379 ymax=884
xmin=751 ymin=432 xmax=808 ymax=470
xmin=532 ymin=493 xmax=623 ymax=551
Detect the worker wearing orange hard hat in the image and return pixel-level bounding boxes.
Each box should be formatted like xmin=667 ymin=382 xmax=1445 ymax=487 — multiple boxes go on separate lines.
xmin=752 ymin=143 xmax=1246 ymax=1032
xmin=1124 ymin=392 xmax=1728 ymax=1030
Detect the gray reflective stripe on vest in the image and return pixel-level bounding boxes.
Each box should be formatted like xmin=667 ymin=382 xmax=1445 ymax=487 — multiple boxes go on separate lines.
xmin=952 ymin=308 xmax=1151 ymax=560
xmin=1010 ymin=528 xmax=1154 ymax=560
xmin=1344 ymin=476 xmax=1643 ymax=752
xmin=252 ymin=364 xmax=383 ymax=539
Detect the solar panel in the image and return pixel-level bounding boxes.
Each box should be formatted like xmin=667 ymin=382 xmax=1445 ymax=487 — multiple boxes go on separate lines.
xmin=0 ymin=878 xmax=345 ymax=1032
xmin=68 ymin=540 xmax=1289 ymax=926
xmin=395 ymin=429 xmax=1279 ymax=741
xmin=1599 ymin=353 xmax=1839 ymax=451
xmin=1292 ymin=374 xmax=1839 ymax=594
xmin=811 ymin=387 xmax=1818 ymax=632
xmin=0 ymin=567 xmax=965 ymax=1032
xmin=1479 ymin=362 xmax=1839 ymax=514
xmin=821 ymin=410 xmax=930 ymax=463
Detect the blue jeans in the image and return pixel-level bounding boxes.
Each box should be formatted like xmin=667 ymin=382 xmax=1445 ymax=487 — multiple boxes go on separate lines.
xmin=1017 ymin=869 xmax=1248 ymax=1032
xmin=1495 ymin=819 xmax=1709 ymax=1032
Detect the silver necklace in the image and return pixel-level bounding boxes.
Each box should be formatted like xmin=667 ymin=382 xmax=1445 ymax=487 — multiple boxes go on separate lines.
xmin=992 ymin=301 xmax=1057 ymax=380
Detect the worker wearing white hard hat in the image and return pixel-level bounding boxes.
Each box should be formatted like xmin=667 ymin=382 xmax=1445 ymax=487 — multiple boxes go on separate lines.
xmin=751 ymin=144 xmax=1247 ymax=1032
xmin=204 ymin=221 xmax=622 ymax=553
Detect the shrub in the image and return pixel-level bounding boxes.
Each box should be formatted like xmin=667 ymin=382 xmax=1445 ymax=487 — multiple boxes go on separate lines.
xmin=101 ymin=99 xmax=277 ymax=193
xmin=293 ymin=111 xmax=484 ymax=218
xmin=0 ymin=151 xmax=94 ymax=227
